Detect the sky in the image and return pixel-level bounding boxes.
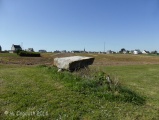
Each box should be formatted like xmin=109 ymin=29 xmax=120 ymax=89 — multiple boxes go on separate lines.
xmin=0 ymin=0 xmax=159 ymax=52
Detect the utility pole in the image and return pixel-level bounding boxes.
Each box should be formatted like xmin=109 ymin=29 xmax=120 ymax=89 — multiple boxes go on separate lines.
xmin=104 ymin=42 xmax=105 ymax=53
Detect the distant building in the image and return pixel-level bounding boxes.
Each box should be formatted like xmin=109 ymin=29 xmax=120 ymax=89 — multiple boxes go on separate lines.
xmin=0 ymin=45 xmax=2 ymax=51
xmin=10 ymin=44 xmax=22 ymax=53
xmin=54 ymin=50 xmax=61 ymax=53
xmin=107 ymin=50 xmax=113 ymax=54
xmin=123 ymin=50 xmax=129 ymax=54
xmin=61 ymin=50 xmax=67 ymax=53
xmin=142 ymin=50 xmax=149 ymax=54
xmin=130 ymin=50 xmax=134 ymax=54
xmin=71 ymin=50 xmax=81 ymax=53
xmin=133 ymin=49 xmax=142 ymax=54
xmin=98 ymin=51 xmax=102 ymax=54
xmin=83 ymin=48 xmax=88 ymax=53
xmin=39 ymin=50 xmax=47 ymax=53
xmin=151 ymin=50 xmax=157 ymax=54
xmin=27 ymin=48 xmax=34 ymax=52
xmin=112 ymin=51 xmax=116 ymax=54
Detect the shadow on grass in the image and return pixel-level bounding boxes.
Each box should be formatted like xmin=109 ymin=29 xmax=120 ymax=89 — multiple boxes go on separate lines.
xmin=75 ymin=81 xmax=146 ymax=105
xmin=118 ymin=86 xmax=146 ymax=105
xmin=101 ymin=86 xmax=146 ymax=105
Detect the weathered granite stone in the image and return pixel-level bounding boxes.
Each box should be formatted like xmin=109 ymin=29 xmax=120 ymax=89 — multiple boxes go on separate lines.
xmin=54 ymin=56 xmax=95 ymax=71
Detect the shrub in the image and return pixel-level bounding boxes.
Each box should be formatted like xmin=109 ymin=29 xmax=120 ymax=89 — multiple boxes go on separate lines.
xmin=16 ymin=50 xmax=23 ymax=54
xmin=18 ymin=51 xmax=41 ymax=57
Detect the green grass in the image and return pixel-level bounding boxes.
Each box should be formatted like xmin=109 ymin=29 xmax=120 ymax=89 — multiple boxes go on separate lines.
xmin=0 ymin=64 xmax=159 ymax=119
xmin=0 ymin=53 xmax=19 ymax=57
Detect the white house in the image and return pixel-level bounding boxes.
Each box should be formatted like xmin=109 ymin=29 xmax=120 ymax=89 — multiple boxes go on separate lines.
xmin=133 ymin=49 xmax=141 ymax=54
xmin=11 ymin=44 xmax=22 ymax=52
xmin=142 ymin=50 xmax=149 ymax=54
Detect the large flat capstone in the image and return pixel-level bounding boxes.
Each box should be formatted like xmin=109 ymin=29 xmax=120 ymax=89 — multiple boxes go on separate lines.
xmin=54 ymin=56 xmax=95 ymax=71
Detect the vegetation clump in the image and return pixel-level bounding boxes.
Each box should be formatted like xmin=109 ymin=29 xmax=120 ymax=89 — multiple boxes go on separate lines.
xmin=17 ymin=51 xmax=41 ymax=57
xmin=46 ymin=66 xmax=146 ymax=105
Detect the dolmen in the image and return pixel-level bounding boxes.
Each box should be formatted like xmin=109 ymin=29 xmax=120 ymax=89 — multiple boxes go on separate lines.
xmin=54 ymin=56 xmax=95 ymax=72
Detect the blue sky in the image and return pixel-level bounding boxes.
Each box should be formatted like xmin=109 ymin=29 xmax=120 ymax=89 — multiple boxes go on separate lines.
xmin=0 ymin=0 xmax=159 ymax=52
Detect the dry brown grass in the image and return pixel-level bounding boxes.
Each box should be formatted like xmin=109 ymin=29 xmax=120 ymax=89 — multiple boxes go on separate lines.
xmin=0 ymin=53 xmax=159 ymax=66
xmin=92 ymin=54 xmax=159 ymax=66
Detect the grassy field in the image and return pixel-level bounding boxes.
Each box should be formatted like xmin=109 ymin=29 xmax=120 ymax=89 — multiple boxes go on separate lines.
xmin=0 ymin=53 xmax=159 ymax=66
xmin=0 ymin=53 xmax=159 ymax=119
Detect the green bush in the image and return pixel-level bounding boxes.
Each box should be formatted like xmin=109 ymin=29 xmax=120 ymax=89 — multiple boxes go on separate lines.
xmin=18 ymin=51 xmax=41 ymax=57
xmin=16 ymin=50 xmax=23 ymax=54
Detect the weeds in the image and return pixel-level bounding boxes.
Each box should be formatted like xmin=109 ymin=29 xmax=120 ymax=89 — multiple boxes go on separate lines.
xmin=46 ymin=66 xmax=146 ymax=105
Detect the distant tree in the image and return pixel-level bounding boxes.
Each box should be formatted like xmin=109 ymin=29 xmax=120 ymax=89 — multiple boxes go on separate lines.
xmin=121 ymin=48 xmax=126 ymax=52
xmin=119 ymin=48 xmax=126 ymax=53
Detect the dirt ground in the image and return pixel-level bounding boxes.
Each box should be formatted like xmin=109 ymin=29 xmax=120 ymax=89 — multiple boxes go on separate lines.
xmin=0 ymin=53 xmax=159 ymax=66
